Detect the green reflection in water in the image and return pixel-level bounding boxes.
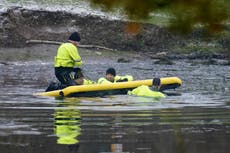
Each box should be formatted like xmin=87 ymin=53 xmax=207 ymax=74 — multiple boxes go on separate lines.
xmin=53 ymin=100 xmax=81 ymax=145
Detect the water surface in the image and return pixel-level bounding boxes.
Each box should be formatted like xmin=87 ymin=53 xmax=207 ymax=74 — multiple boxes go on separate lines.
xmin=0 ymin=47 xmax=229 ymax=153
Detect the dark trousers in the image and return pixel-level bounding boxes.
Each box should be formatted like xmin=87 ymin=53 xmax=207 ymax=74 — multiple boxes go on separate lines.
xmin=55 ymin=67 xmax=76 ymax=86
xmin=45 ymin=81 xmax=67 ymax=92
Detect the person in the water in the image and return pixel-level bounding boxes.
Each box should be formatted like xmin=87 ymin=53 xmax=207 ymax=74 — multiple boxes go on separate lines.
xmin=98 ymin=68 xmax=165 ymax=98
xmin=97 ymin=67 xmax=133 ymax=84
xmin=128 ymin=77 xmax=165 ymax=98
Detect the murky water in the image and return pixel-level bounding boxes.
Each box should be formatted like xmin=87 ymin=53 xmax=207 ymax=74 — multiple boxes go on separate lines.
xmin=0 ymin=46 xmax=229 ymax=153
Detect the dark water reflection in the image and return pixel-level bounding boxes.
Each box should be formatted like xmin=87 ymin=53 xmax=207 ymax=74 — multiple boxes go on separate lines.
xmin=0 ymin=104 xmax=229 ymax=153
xmin=0 ymin=57 xmax=230 ymax=153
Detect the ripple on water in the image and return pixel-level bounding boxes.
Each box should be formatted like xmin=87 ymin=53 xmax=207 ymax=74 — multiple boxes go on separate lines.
xmin=0 ymin=59 xmax=229 ymax=153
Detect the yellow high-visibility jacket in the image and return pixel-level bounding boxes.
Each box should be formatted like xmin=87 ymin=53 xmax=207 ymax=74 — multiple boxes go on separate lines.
xmin=97 ymin=75 xmax=133 ymax=84
xmin=83 ymin=79 xmax=97 ymax=85
xmin=128 ymin=85 xmax=165 ymax=98
xmin=54 ymin=43 xmax=82 ymax=67
xmin=115 ymin=75 xmax=133 ymax=82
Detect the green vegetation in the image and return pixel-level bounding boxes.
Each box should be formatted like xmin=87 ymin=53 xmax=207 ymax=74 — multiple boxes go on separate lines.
xmin=4 ymin=0 xmax=229 ymax=34
xmin=89 ymin=0 xmax=230 ymax=34
xmin=174 ymin=37 xmax=229 ymax=55
xmin=177 ymin=42 xmax=220 ymax=54
xmin=2 ymin=0 xmax=229 ymax=55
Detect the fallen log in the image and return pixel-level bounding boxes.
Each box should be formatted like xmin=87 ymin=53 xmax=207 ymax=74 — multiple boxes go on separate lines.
xmin=26 ymin=39 xmax=114 ymax=51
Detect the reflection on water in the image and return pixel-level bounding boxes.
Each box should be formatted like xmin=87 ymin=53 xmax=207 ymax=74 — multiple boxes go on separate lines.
xmin=0 ymin=59 xmax=230 ymax=153
xmin=54 ymin=101 xmax=81 ymax=145
xmin=0 ymin=95 xmax=229 ymax=153
xmin=0 ymin=102 xmax=230 ymax=153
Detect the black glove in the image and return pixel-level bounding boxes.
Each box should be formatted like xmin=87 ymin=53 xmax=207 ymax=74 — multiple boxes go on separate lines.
xmin=116 ymin=78 xmax=128 ymax=82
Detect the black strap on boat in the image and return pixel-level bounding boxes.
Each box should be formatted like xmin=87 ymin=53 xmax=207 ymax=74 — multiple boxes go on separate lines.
xmin=59 ymin=91 xmax=65 ymax=97
xmin=152 ymin=78 xmax=161 ymax=86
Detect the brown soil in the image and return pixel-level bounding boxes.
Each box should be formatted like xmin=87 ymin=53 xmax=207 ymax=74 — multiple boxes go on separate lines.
xmin=0 ymin=7 xmax=229 ymax=59
xmin=0 ymin=7 xmax=177 ymax=52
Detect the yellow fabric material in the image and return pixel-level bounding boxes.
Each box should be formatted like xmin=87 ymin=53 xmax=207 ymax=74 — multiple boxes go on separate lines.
xmin=97 ymin=77 xmax=113 ymax=84
xmin=83 ymin=79 xmax=96 ymax=85
xmin=98 ymin=75 xmax=133 ymax=84
xmin=56 ymin=125 xmax=80 ymax=145
xmin=54 ymin=43 xmax=82 ymax=67
xmin=128 ymin=85 xmax=165 ymax=98
xmin=115 ymin=75 xmax=133 ymax=82
xmin=54 ymin=109 xmax=81 ymax=145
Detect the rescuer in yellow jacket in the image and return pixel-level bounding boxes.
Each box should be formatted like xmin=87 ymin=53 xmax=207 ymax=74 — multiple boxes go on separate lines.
xmin=54 ymin=32 xmax=82 ymax=86
xmin=127 ymin=85 xmax=166 ymax=98
xmin=98 ymin=68 xmax=165 ymax=98
xmin=97 ymin=67 xmax=133 ymax=84
xmin=128 ymin=78 xmax=165 ymax=98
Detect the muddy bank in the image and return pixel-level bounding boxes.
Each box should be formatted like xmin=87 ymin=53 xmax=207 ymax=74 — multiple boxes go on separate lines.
xmin=0 ymin=7 xmax=174 ymax=51
xmin=0 ymin=7 xmax=229 ymax=60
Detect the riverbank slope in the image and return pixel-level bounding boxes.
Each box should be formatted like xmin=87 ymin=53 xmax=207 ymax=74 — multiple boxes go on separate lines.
xmin=0 ymin=7 xmax=229 ymax=61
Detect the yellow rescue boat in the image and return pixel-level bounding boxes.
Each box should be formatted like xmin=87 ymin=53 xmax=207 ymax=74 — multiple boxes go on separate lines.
xmin=34 ymin=77 xmax=182 ymax=97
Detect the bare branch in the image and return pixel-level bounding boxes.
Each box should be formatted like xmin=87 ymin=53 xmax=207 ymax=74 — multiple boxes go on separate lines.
xmin=26 ymin=39 xmax=114 ymax=51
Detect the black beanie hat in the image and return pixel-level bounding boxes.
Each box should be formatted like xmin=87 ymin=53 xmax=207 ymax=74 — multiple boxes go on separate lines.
xmin=69 ymin=32 xmax=81 ymax=42
xmin=106 ymin=68 xmax=116 ymax=76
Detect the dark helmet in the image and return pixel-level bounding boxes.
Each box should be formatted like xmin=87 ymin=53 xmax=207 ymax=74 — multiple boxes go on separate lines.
xmin=106 ymin=68 xmax=116 ymax=76
xmin=69 ymin=32 xmax=81 ymax=42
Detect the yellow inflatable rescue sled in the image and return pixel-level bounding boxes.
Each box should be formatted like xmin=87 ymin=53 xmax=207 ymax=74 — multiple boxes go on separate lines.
xmin=34 ymin=77 xmax=182 ymax=97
